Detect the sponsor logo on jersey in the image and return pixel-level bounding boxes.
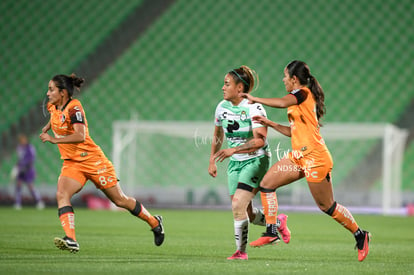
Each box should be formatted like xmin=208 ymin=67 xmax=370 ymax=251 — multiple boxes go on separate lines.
xmin=220 ymin=112 xmax=241 ymax=120
xmin=240 ymin=110 xmax=247 ymax=121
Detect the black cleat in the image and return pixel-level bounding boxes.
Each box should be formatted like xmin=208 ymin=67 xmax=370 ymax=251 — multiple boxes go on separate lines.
xmin=151 ymin=215 xmax=165 ymax=246
xmin=54 ymin=236 xmax=79 ymax=253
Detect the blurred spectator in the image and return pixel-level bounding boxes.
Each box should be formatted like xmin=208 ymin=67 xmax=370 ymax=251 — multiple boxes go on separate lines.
xmin=14 ymin=134 xmax=44 ymax=209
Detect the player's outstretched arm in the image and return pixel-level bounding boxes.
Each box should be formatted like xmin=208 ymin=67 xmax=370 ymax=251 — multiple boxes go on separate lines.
xmin=240 ymin=93 xmax=297 ymax=109
xmin=253 ymin=116 xmax=291 ymax=137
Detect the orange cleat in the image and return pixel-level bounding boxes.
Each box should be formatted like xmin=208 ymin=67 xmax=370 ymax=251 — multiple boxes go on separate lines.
xmin=250 ymin=233 xmax=280 ymax=247
xmin=356 ymin=231 xmax=371 ymax=262
xmin=277 ymin=214 xmax=291 ymax=244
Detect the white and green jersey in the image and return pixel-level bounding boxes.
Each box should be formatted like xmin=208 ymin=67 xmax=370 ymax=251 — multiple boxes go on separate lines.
xmin=215 ymin=99 xmax=271 ymax=161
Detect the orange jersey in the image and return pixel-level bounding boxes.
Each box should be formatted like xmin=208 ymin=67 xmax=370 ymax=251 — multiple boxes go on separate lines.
xmin=47 ymin=99 xmax=103 ymax=161
xmin=287 ymin=87 xmax=326 ymax=155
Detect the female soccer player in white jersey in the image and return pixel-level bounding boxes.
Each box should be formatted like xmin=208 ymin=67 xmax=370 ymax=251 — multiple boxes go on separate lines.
xmin=208 ymin=66 xmax=291 ymax=260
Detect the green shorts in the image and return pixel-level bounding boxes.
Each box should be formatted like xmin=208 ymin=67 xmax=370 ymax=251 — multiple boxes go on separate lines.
xmin=227 ymin=155 xmax=270 ymax=196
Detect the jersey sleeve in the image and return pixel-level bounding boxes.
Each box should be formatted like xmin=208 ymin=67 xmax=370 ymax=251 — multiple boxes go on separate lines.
xmin=68 ymin=104 xmax=85 ymax=125
xmin=250 ymin=103 xmax=267 ymax=128
xmin=214 ymin=103 xmax=223 ymax=127
xmin=289 ymin=89 xmax=308 ymax=104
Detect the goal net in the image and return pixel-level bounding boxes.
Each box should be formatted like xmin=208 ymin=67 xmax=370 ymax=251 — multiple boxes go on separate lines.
xmin=112 ymin=121 xmax=408 ymax=215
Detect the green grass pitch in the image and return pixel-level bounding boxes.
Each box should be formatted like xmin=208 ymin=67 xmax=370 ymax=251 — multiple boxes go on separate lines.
xmin=1 ymin=207 xmax=413 ymax=274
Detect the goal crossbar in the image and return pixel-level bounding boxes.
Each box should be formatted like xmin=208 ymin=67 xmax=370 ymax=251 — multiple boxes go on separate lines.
xmin=112 ymin=121 xmax=408 ymax=215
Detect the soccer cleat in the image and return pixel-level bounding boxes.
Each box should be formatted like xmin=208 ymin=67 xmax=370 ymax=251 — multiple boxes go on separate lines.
xmin=277 ymin=214 xmax=291 ymax=244
xmin=355 ymin=231 xmax=371 ymax=261
xmin=151 ymin=215 xmax=165 ymax=246
xmin=227 ymin=250 xmax=248 ymax=260
xmin=251 ymin=208 xmax=266 ymax=226
xmin=250 ymin=233 xmax=280 ymax=247
xmin=54 ymin=236 xmax=79 ymax=253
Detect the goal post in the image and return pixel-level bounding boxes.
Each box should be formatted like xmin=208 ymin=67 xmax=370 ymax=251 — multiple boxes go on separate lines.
xmin=112 ymin=120 xmax=408 ymax=215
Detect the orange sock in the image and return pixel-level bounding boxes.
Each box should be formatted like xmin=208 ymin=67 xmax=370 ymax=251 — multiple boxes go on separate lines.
xmin=130 ymin=200 xmax=158 ymax=228
xmin=260 ymin=191 xmax=278 ymax=224
xmin=331 ymin=203 xmax=359 ymax=234
xmin=58 ymin=206 xmax=76 ymax=241
xmin=138 ymin=204 xmax=158 ymax=228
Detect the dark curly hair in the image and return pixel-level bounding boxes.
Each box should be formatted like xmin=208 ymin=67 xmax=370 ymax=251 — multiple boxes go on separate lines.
xmin=52 ymin=73 xmax=85 ymax=97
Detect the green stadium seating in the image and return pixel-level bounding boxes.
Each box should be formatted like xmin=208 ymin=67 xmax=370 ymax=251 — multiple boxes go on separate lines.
xmin=1 ymin=0 xmax=413 ymax=193
xmin=0 ymin=0 xmax=143 ymax=135
xmin=0 ymin=0 xmax=143 ymax=186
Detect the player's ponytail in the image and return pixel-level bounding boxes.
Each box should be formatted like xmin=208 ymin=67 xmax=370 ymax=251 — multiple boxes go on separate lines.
xmin=307 ymin=74 xmax=326 ymax=123
xmin=52 ymin=73 xmax=85 ymax=98
xmin=229 ymin=65 xmax=259 ymax=93
xmin=70 ymin=73 xmax=85 ymax=92
xmin=286 ymin=60 xmax=326 ymax=123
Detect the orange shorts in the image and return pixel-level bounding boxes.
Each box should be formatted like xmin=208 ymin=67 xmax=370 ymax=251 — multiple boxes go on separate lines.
xmin=60 ymin=153 xmax=118 ymax=189
xmin=289 ymin=146 xmax=333 ymax=183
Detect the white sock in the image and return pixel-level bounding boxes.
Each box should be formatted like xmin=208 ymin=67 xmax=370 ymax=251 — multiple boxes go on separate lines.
xmin=234 ymin=219 xmax=249 ymax=252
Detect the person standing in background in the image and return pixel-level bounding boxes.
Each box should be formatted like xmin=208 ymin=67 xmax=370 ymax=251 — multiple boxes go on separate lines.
xmin=14 ymin=134 xmax=44 ymax=210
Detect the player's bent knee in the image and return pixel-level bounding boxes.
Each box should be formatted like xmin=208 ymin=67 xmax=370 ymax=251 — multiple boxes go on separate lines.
xmin=231 ymin=200 xmax=242 ymax=213
xmin=260 ymin=178 xmax=276 ymax=190
xmin=55 ymin=190 xmax=71 ymax=202
xmin=231 ymin=198 xmax=248 ymax=218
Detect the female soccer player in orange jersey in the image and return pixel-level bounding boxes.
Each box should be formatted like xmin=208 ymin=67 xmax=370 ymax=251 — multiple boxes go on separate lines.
xmin=39 ymin=74 xmax=164 ymax=253
xmin=241 ymin=60 xmax=371 ymax=262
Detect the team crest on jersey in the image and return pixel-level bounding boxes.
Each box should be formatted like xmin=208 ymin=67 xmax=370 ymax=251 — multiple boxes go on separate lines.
xmin=240 ymin=111 xmax=247 ymax=121
xmin=60 ymin=114 xmax=66 ymax=123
